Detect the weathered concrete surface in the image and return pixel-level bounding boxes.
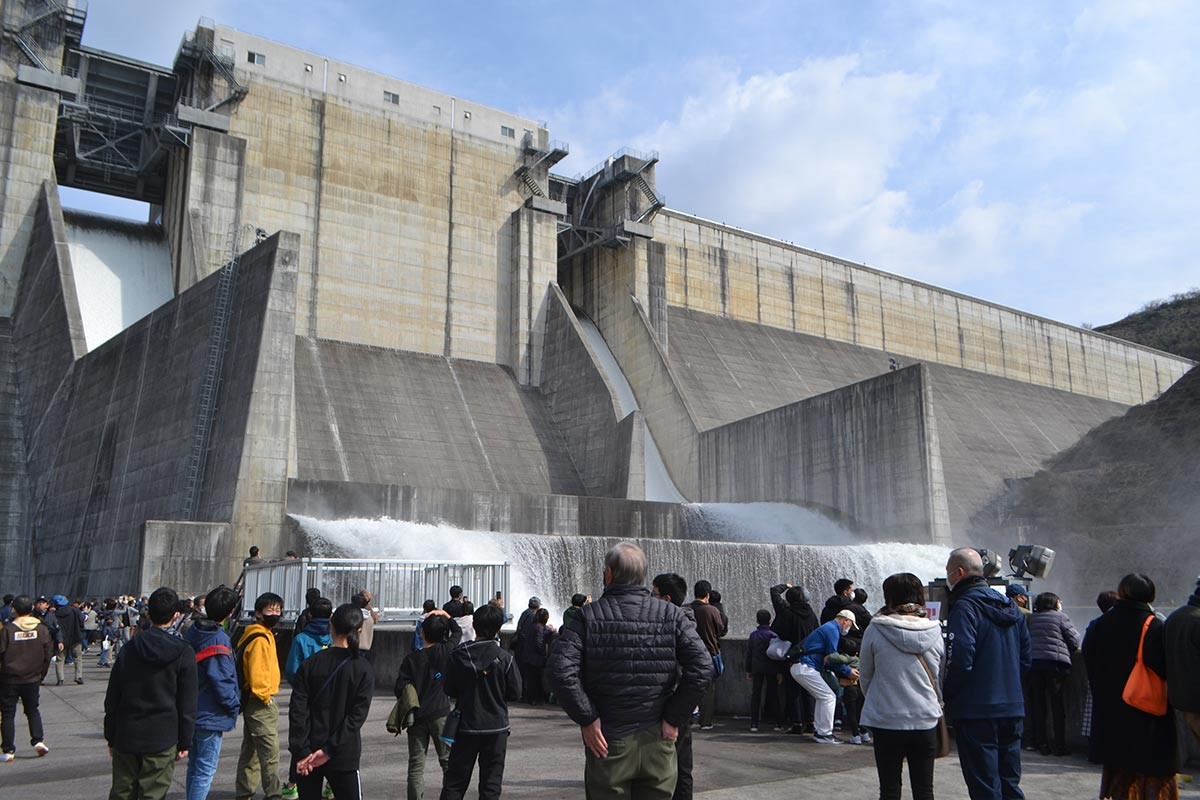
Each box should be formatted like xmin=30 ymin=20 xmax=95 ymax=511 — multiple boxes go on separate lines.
xmin=0 ymin=317 xmax=30 ymax=590
xmin=5 ymin=656 xmax=1193 ymax=800
xmin=0 ymin=81 xmax=58 ymax=315
xmin=700 ymin=366 xmax=951 ymax=543
xmin=139 ymin=520 xmax=234 ymax=598
xmin=286 ymin=481 xmax=683 ymax=540
xmin=670 ymin=307 xmax=1131 ymax=534
xmin=13 ymin=232 xmax=297 ymax=596
xmin=657 ymin=209 xmax=1192 ymax=406
xmin=540 ymin=284 xmax=643 ymax=498
xmin=292 ymin=338 xmax=584 ymax=496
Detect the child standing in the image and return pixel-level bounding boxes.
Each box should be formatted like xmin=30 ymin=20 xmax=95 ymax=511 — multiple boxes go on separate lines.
xmin=747 ymin=609 xmax=779 ymax=733
xmin=439 ymin=603 xmax=522 ymax=800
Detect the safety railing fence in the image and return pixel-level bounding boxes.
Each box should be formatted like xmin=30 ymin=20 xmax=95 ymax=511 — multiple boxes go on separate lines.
xmin=241 ymin=558 xmax=510 ymax=623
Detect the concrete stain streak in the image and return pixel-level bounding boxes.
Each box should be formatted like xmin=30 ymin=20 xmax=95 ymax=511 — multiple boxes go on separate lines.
xmin=304 ymin=337 xmax=351 ymax=482
xmin=443 ymin=132 xmax=457 ymax=358
xmin=307 ymin=99 xmax=326 ymax=338
xmin=447 ymin=358 xmax=500 ymax=492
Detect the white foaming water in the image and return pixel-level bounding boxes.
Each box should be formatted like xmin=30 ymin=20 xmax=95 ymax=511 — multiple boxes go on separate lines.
xmin=294 ymin=514 xmax=948 ymax=636
xmin=684 ymin=502 xmax=870 ymax=545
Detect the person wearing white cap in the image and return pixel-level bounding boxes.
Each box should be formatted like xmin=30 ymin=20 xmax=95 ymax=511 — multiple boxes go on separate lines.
xmin=790 ymin=608 xmax=859 ymax=743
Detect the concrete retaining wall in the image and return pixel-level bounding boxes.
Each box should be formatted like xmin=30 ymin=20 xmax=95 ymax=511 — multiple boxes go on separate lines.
xmin=699 ymin=366 xmax=948 ymax=543
xmin=540 ymin=283 xmax=642 ymax=498
xmin=0 ymin=317 xmax=29 ymax=590
xmin=656 ymin=210 xmax=1191 ymax=406
xmin=286 ymin=480 xmax=683 ymax=540
xmin=15 ymin=231 xmax=296 ymax=596
xmin=140 ymin=520 xmax=234 ymax=598
xmin=291 ymin=337 xmax=584 ymax=497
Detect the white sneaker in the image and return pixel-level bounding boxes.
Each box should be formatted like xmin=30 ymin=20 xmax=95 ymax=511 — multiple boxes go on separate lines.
xmin=861 ymin=731 xmax=873 ymax=744
xmin=1 ymin=752 xmax=13 ymax=762
xmin=34 ymin=742 xmax=49 ymax=756
xmin=749 ymin=726 xmax=759 ymax=733
xmin=850 ymin=734 xmax=862 ymax=745
xmin=813 ymin=734 xmax=842 ymax=745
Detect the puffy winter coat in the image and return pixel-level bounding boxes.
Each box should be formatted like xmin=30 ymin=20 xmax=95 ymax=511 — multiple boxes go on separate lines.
xmin=549 ymin=582 xmax=712 ymax=742
xmin=1027 ymin=608 xmax=1081 ymax=668
xmin=185 ymin=619 xmax=240 ymax=732
xmin=943 ymin=576 xmax=1031 ymax=720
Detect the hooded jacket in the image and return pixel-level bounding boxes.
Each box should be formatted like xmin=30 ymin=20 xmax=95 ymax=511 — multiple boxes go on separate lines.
xmin=236 ymin=622 xmax=280 ymax=705
xmin=798 ymin=620 xmax=853 ymax=677
xmin=820 ymin=593 xmax=854 ymax=625
xmin=859 ymin=613 xmax=944 ymax=730
xmin=185 ymin=619 xmax=240 ymax=732
xmin=747 ymin=624 xmax=778 ymax=675
xmin=1027 ymin=608 xmax=1082 ymax=668
xmin=444 ymin=638 xmax=522 ymax=735
xmin=288 ymin=647 xmax=374 ymax=771
xmin=53 ymin=604 xmax=84 ymax=648
xmin=549 ymin=583 xmax=712 ymax=743
xmin=1165 ymin=600 xmax=1200 ymax=712
xmin=769 ymin=584 xmax=819 ymax=645
xmin=104 ymin=625 xmax=198 ymax=755
xmin=944 ymin=576 xmax=1031 ymax=720
xmin=285 ymin=618 xmax=331 ymax=684
xmin=396 ymin=622 xmax=462 ymax=725
xmin=0 ymin=615 xmax=53 ymax=684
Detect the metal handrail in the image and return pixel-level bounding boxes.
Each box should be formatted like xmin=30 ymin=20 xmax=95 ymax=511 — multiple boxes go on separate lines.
xmin=574 ymin=146 xmax=660 ymax=183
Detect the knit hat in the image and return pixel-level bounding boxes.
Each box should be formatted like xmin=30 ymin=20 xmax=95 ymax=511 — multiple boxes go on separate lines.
xmin=51 ymin=594 xmax=69 ymax=607
xmin=1005 ymin=584 xmax=1029 ymax=599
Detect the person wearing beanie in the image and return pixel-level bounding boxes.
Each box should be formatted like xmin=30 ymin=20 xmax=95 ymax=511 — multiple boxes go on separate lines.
xmin=1165 ymin=577 xmax=1200 ymax=745
xmin=51 ymin=595 xmax=85 ymax=685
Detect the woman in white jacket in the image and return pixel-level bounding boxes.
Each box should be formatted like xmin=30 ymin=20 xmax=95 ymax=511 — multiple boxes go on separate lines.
xmin=860 ymin=573 xmax=945 ymax=800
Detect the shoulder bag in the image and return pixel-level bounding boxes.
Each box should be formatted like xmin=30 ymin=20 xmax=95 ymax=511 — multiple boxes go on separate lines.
xmin=1122 ymin=615 xmax=1168 ymax=716
xmin=917 ymin=654 xmax=951 ymax=758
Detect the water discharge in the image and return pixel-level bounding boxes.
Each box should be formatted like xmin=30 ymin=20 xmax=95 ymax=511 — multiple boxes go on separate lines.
xmin=294 ymin=514 xmax=948 ymax=636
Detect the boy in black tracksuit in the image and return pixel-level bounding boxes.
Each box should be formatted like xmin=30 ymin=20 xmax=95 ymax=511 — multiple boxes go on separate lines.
xmin=396 ymin=611 xmax=460 ymax=799
xmin=439 ymin=604 xmax=522 ymax=800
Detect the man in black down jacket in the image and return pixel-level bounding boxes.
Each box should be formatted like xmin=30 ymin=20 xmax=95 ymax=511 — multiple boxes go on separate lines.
xmin=1165 ymin=577 xmax=1200 ymax=744
xmin=550 ymin=542 xmax=712 ymax=800
xmin=104 ymin=587 xmax=197 ymax=800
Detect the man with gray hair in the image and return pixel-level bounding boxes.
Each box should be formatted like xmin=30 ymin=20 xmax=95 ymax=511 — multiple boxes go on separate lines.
xmin=944 ymin=547 xmax=1031 ymax=800
xmin=550 ymin=542 xmax=712 ymax=799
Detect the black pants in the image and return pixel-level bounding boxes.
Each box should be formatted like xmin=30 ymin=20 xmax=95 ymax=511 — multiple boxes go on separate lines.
xmin=519 ymin=661 xmax=545 ymax=704
xmin=672 ymin=719 xmax=693 ymax=800
xmin=1028 ymin=670 xmax=1068 ymax=753
xmin=842 ymin=684 xmax=863 ymax=736
xmin=296 ymin=766 xmax=361 ymax=800
xmin=440 ymin=731 xmax=508 ymax=800
xmin=781 ymin=670 xmax=813 ymax=727
xmin=872 ymin=726 xmax=938 ymax=800
xmin=750 ymin=673 xmax=775 ymax=728
xmin=955 ymin=717 xmax=1025 ymax=800
xmin=0 ymin=682 xmax=43 ymax=753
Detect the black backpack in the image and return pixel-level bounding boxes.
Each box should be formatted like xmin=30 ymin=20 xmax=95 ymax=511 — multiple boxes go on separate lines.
xmin=234 ymin=630 xmax=269 ymax=706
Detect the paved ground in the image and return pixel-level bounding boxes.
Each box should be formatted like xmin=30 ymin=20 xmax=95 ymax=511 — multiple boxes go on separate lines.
xmin=2 ymin=657 xmax=1198 ymax=798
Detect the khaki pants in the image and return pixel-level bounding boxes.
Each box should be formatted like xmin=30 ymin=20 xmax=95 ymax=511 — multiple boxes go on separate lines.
xmin=406 ymin=715 xmax=450 ymax=800
xmin=110 ymin=746 xmax=176 ymax=800
xmin=236 ymin=696 xmax=281 ymax=800
xmin=584 ymin=725 xmax=677 ymax=800
xmin=54 ymin=643 xmax=84 ymax=683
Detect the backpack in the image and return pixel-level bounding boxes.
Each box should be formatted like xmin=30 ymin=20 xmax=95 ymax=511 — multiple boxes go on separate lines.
xmin=234 ymin=631 xmax=269 ymax=706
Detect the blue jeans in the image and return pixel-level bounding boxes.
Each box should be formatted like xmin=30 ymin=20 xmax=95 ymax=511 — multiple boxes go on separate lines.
xmin=954 ymin=717 xmax=1025 ymax=800
xmin=186 ymin=728 xmax=224 ymax=800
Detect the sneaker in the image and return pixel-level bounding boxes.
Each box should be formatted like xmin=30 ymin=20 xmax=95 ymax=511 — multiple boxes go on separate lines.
xmin=850 ymin=734 xmax=862 ymax=745
xmin=74 ymin=678 xmax=84 ymax=685
xmin=860 ymin=730 xmax=873 ymax=744
xmin=749 ymin=726 xmax=759 ymax=733
xmin=813 ymin=734 xmax=842 ymax=745
xmin=55 ymin=679 xmax=63 ymax=686
xmin=34 ymin=742 xmax=49 ymax=756
xmin=773 ymin=725 xmax=786 ymax=732
xmin=322 ymin=785 xmax=335 ymax=800
xmin=698 ymin=724 xmax=714 ymax=731
xmin=1 ymin=752 xmax=13 ymax=763
xmin=282 ymin=784 xmax=299 ymax=800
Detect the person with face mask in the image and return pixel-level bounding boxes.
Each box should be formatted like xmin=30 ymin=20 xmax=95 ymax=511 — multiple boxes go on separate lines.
xmin=235 ymin=592 xmax=284 ymax=800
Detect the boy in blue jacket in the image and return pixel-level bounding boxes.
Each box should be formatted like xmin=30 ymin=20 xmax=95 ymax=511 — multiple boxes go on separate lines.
xmin=184 ymin=586 xmax=239 ymax=800
xmin=789 ymin=609 xmax=859 ymax=744
xmin=285 ymin=598 xmax=333 ymax=684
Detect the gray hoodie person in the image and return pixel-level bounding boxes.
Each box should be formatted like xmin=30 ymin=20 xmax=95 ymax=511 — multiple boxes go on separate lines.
xmin=859 ymin=612 xmax=944 ymax=731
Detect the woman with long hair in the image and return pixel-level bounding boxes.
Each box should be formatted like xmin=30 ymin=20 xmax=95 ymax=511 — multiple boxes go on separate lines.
xmin=288 ymin=603 xmax=375 ymax=800
xmin=1026 ymin=591 xmax=1081 ymax=755
xmin=1083 ymin=574 xmax=1178 ymax=800
xmin=859 ymin=572 xmax=944 ymax=800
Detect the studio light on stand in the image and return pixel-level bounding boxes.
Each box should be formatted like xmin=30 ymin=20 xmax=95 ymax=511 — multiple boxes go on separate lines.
xmin=1008 ymin=545 xmax=1055 ymax=581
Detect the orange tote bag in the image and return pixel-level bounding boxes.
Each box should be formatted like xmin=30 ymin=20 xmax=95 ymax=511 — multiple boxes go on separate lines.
xmin=1122 ymin=615 xmax=1168 ymax=716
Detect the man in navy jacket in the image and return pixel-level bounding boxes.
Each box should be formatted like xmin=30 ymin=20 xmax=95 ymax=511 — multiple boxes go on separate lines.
xmin=184 ymin=586 xmax=239 ymax=800
xmin=945 ymin=548 xmax=1032 ymax=800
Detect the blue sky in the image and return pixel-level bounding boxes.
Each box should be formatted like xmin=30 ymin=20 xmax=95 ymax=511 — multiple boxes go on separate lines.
xmin=65 ymin=0 xmax=1200 ymax=327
